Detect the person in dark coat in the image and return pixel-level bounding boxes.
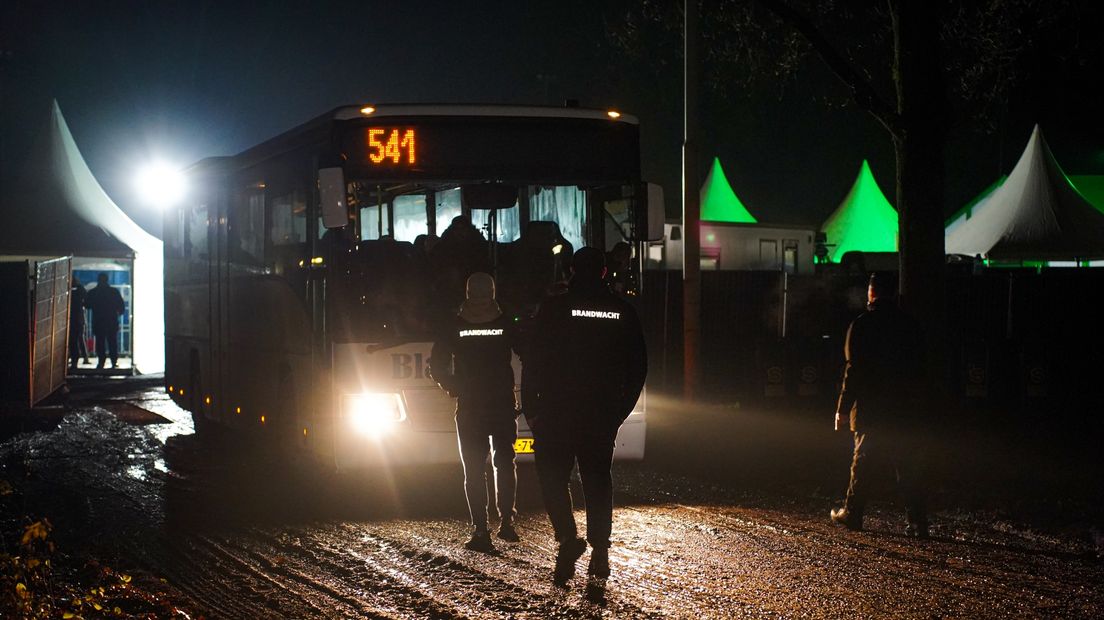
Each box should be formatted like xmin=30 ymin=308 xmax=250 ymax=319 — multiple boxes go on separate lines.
xmin=831 ymin=272 xmax=929 ymax=538
xmin=429 ymin=272 xmax=520 ymax=553
xmin=83 ymin=273 xmax=125 ymax=369
xmin=522 ymin=247 xmax=647 ymax=585
xmin=430 ymin=215 xmax=490 ymax=312
xmin=68 ymin=276 xmax=88 ymax=370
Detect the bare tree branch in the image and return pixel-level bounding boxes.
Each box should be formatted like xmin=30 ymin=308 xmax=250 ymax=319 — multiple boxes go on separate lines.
xmin=753 ymin=0 xmax=902 ymax=137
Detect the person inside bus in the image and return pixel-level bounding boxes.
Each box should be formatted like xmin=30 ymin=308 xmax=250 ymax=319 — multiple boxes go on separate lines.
xmin=428 ymin=272 xmax=520 ymax=553
xmin=83 ymin=273 xmax=126 ymax=369
xmin=522 ymin=247 xmax=647 ymax=586
xmin=499 ymin=220 xmax=574 ymax=314
xmin=605 ymin=242 xmax=632 ymax=294
xmin=430 ymin=215 xmax=489 ymax=312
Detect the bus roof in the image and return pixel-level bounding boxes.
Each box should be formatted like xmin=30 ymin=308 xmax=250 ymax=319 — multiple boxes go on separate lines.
xmin=333 ymin=103 xmax=639 ymax=125
xmin=189 ymin=104 xmax=639 ymax=175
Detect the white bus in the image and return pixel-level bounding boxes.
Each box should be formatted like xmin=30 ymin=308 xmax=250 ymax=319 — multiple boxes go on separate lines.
xmin=164 ymin=104 xmax=660 ymax=469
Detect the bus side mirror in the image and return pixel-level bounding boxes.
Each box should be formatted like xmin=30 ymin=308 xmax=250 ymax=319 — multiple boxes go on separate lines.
xmin=645 ymin=182 xmax=665 ymax=242
xmin=319 ymin=167 xmax=349 ymax=229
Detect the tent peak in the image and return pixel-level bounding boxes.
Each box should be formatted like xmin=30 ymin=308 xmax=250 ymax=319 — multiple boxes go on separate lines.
xmin=700 ymin=157 xmax=757 ymax=224
xmin=819 ymin=159 xmax=898 ymax=262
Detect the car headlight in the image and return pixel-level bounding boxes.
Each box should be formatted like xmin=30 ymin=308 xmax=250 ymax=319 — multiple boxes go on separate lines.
xmin=343 ymin=393 xmax=406 ymax=436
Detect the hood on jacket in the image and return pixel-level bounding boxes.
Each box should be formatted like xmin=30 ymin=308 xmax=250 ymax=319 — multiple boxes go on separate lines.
xmin=459 ymin=272 xmax=502 ymax=323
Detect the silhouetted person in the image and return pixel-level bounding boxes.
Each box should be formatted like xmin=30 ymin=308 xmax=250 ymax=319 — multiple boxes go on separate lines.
xmin=68 ymin=276 xmax=87 ymax=370
xmin=522 ymin=247 xmax=647 ymax=586
xmin=84 ymin=273 xmax=125 ymax=369
xmin=429 ymin=273 xmax=520 ymax=553
xmin=831 ymin=272 xmax=929 ymax=538
xmin=431 ymin=215 xmax=489 ymax=311
xmin=605 ymin=241 xmax=632 ymax=294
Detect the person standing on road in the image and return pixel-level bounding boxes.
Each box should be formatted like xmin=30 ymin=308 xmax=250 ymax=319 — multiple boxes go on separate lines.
xmin=429 ymin=272 xmax=521 ymax=553
xmin=68 ymin=276 xmax=88 ymax=370
xmin=523 ymin=247 xmax=647 ymax=586
xmin=83 ymin=273 xmax=125 ymax=369
xmin=831 ymin=272 xmax=929 ymax=538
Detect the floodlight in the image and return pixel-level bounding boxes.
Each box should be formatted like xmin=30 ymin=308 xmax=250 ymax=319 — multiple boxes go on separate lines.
xmin=134 ymin=162 xmax=186 ymax=208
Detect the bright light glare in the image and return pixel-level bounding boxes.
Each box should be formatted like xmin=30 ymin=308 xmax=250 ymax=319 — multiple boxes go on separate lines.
xmin=345 ymin=393 xmax=404 ymax=436
xmin=360 ymin=105 xmax=376 ymax=115
xmin=607 ymin=110 xmax=621 ymax=119
xmin=552 ymin=243 xmax=564 ymax=255
xmin=134 ymin=162 xmax=186 ymax=207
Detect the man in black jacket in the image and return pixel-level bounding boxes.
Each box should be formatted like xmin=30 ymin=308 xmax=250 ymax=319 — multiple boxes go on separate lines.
xmin=429 ymin=272 xmax=520 ymax=553
xmin=523 ymin=247 xmax=647 ymax=585
xmin=831 ymin=272 xmax=929 ymax=538
xmin=83 ymin=273 xmax=125 ymax=369
xmin=68 ymin=276 xmax=87 ymax=370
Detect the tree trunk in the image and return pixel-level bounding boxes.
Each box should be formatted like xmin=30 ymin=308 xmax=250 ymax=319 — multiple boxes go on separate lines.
xmin=893 ymin=0 xmax=948 ymax=396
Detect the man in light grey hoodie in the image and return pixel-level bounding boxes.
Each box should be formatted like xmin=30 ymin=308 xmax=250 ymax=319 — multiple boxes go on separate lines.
xmin=429 ymin=272 xmax=521 ymax=552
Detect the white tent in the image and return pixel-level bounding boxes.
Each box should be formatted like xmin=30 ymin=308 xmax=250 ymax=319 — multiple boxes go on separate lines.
xmin=0 ymin=102 xmax=164 ymax=372
xmin=945 ymin=125 xmax=1104 ymax=260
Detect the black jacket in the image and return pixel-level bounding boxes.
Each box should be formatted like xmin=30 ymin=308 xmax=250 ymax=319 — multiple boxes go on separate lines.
xmin=522 ymin=281 xmax=647 ymax=431
xmin=70 ymin=285 xmax=86 ymax=327
xmin=429 ymin=314 xmax=518 ymax=417
xmin=836 ymin=299 xmax=925 ymax=432
xmin=83 ymin=283 xmax=125 ymax=334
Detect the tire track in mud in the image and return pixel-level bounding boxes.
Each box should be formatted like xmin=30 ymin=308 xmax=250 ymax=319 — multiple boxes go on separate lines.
xmin=190 ymin=534 xmax=374 ymax=618
xmin=127 ymin=536 xmax=291 ymax=619
xmin=278 ymin=520 xmax=658 ymax=619
xmin=228 ymin=526 xmax=456 ymax=618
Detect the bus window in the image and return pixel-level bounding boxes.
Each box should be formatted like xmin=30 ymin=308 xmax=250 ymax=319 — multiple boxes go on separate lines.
xmin=229 ymin=192 xmax=265 ymax=266
xmin=435 ymin=188 xmax=462 ymax=234
xmin=603 ymin=198 xmax=632 ymax=251
xmin=186 ymin=203 xmax=208 ymax=260
xmin=270 ymin=190 xmax=307 ymax=277
xmin=270 ymin=191 xmax=306 ymax=246
xmin=471 ymin=196 xmax=521 ymax=243
xmin=392 ymin=194 xmax=428 ymax=242
xmin=165 ymin=207 xmax=185 ymax=259
xmin=530 ymin=186 xmax=586 ymax=250
xmin=359 ymin=203 xmax=390 ymax=240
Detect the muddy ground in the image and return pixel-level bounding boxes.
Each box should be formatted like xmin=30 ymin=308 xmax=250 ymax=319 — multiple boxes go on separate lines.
xmin=1 ymin=377 xmax=1102 ymax=618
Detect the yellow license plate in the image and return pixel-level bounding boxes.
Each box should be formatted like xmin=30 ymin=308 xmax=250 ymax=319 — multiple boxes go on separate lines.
xmin=514 ymin=438 xmax=535 ymax=454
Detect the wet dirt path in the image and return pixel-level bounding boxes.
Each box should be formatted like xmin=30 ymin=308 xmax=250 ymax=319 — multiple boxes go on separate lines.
xmin=1 ymin=383 xmax=1101 ymax=618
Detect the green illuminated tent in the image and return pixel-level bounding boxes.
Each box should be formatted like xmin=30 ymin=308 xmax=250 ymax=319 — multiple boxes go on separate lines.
xmin=700 ymin=158 xmax=757 ymax=223
xmin=819 ymin=160 xmax=898 ymax=262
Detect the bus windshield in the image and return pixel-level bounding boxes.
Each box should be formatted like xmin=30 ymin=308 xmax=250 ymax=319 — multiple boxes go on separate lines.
xmin=327 ymin=184 xmax=602 ymax=344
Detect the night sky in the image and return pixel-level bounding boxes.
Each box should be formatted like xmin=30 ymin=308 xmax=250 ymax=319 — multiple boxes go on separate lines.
xmin=3 ymin=0 xmax=1102 ymax=238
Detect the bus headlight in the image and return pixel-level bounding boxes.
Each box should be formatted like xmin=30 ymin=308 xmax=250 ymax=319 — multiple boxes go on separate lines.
xmin=343 ymin=393 xmax=406 ymax=436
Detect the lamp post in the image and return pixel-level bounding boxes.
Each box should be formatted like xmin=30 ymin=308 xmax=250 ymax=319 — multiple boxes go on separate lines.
xmin=683 ymin=0 xmax=701 ymax=400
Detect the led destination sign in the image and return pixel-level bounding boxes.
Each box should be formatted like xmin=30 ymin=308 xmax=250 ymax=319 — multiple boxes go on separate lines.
xmin=340 ymin=117 xmax=640 ymax=184
xmin=367 ymin=128 xmax=416 ymax=165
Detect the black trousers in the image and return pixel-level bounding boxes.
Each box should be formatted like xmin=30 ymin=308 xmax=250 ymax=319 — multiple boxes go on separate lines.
xmin=534 ymin=422 xmax=618 ymax=549
xmin=844 ymin=431 xmax=927 ymax=526
xmin=68 ymin=323 xmax=85 ymax=367
xmin=93 ymin=327 xmax=119 ymax=367
xmin=456 ymin=414 xmax=517 ymax=531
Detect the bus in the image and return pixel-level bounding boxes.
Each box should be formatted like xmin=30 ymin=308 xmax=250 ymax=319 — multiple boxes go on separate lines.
xmin=163 ymin=104 xmax=662 ymax=469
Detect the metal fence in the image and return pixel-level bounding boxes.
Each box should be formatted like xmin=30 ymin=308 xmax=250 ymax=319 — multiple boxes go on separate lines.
xmin=642 ymin=268 xmax=1104 ymax=416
